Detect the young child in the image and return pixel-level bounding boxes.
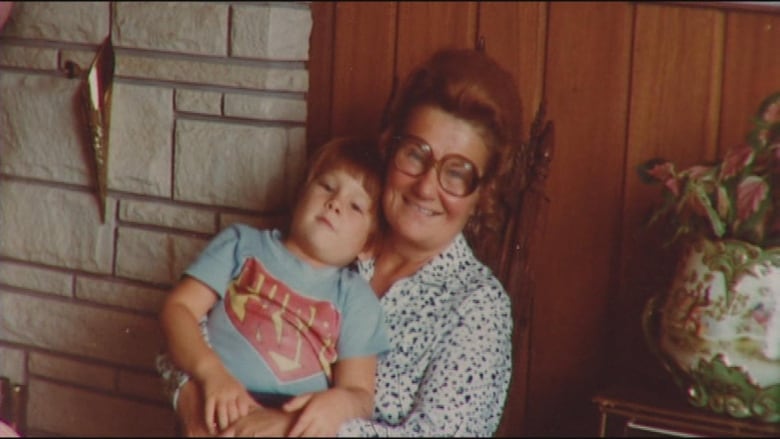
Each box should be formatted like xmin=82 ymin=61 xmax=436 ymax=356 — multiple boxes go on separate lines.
xmin=159 ymin=136 xmax=390 ymax=436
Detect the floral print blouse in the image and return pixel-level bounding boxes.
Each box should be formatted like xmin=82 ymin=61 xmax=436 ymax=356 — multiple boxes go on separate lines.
xmin=157 ymin=233 xmax=513 ymax=437
xmin=339 ymin=233 xmax=513 ymax=436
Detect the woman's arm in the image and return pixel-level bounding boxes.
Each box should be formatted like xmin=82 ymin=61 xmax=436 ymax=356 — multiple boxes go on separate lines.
xmin=340 ymin=289 xmax=513 ymax=437
xmin=284 ymin=355 xmax=377 ymax=436
xmin=212 ymin=345 xmax=377 ymax=437
xmin=172 ymin=379 xmax=299 ymax=438
xmin=175 ymin=379 xmax=211 ymax=437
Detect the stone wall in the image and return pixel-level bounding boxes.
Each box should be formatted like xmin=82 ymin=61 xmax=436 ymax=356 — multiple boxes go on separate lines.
xmin=0 ymin=2 xmax=312 ymax=436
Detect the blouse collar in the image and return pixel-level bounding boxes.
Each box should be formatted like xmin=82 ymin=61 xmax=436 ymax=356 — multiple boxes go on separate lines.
xmin=358 ymin=233 xmax=477 ymax=287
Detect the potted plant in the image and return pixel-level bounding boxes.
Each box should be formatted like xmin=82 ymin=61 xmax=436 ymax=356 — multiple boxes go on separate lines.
xmin=638 ymin=91 xmax=780 ymax=423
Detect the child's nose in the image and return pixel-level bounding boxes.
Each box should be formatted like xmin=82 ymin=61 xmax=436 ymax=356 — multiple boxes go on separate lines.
xmin=326 ymin=199 xmax=341 ymax=213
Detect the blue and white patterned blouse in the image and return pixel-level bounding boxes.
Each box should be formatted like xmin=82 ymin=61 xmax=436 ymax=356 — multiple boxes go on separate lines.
xmin=340 ymin=233 xmax=513 ymax=437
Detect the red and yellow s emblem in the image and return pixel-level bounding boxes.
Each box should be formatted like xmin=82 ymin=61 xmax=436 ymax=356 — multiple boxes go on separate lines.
xmin=225 ymin=258 xmax=341 ymax=382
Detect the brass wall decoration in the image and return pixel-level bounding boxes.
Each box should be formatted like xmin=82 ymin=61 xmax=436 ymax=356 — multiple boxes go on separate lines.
xmin=67 ymin=36 xmax=115 ymax=223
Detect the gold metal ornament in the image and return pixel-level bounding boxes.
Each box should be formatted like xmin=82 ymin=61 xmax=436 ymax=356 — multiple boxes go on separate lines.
xmin=79 ymin=37 xmax=115 ymax=223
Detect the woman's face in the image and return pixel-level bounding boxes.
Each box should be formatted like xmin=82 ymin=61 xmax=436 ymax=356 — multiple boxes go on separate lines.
xmin=383 ymin=105 xmax=489 ymax=254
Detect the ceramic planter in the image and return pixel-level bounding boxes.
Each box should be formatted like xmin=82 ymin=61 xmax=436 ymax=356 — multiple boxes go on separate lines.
xmin=643 ymin=238 xmax=780 ymax=422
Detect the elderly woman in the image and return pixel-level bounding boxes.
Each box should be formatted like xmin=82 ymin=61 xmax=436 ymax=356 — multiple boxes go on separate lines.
xmin=159 ymin=47 xmax=523 ymax=437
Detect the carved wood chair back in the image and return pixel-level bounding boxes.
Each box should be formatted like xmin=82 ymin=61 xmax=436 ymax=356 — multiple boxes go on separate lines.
xmin=465 ymin=102 xmax=555 ymax=324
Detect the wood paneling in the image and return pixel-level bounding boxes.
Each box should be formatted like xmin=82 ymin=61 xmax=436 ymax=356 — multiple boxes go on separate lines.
xmin=306 ymin=2 xmax=335 ymax=153
xmin=330 ymin=2 xmax=397 ymax=139
xmin=395 ymin=2 xmax=478 ymax=81
xmin=720 ymin=11 xmax=780 ymax=153
xmin=306 ymin=2 xmax=780 ymax=436
xmin=529 ymin=2 xmax=633 ymax=434
xmin=479 ymin=2 xmax=548 ymax=136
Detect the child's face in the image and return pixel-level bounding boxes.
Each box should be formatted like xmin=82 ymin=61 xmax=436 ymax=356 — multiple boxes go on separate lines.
xmin=285 ymin=167 xmax=375 ymax=268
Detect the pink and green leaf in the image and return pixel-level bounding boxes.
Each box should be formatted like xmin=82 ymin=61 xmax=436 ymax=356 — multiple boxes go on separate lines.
xmin=736 ymin=176 xmax=769 ymax=222
xmin=689 ymin=183 xmax=726 ymax=238
xmin=719 ymin=144 xmax=754 ymax=180
xmin=716 ymin=185 xmax=732 ymax=220
xmin=644 ymin=161 xmax=675 ymax=182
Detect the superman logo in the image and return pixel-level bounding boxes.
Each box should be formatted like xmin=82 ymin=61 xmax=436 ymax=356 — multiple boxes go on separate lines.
xmin=224 ymin=257 xmax=341 ymax=382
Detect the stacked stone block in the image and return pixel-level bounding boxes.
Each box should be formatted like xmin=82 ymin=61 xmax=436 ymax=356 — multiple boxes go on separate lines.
xmin=0 ymin=2 xmax=311 ymax=436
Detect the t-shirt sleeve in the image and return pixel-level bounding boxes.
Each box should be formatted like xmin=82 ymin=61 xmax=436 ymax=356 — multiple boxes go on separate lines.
xmin=184 ymin=224 xmax=244 ymax=299
xmin=336 ymin=274 xmax=390 ymax=359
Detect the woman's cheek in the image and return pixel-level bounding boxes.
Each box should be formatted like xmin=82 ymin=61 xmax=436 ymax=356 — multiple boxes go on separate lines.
xmin=382 ymin=174 xmax=408 ymax=220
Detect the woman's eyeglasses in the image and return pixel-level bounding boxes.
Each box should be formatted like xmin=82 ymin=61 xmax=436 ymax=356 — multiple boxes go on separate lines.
xmin=390 ymin=135 xmax=482 ymax=197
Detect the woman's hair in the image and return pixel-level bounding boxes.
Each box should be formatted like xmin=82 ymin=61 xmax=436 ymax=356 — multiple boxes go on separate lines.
xmin=379 ymin=48 xmax=523 ymax=236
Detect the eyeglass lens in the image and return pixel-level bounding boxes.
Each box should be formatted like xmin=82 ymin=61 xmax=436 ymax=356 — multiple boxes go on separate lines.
xmin=393 ymin=137 xmax=480 ymax=196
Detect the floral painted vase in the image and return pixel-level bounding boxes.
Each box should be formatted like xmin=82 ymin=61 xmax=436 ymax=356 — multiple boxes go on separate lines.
xmin=643 ymin=238 xmax=780 ymax=422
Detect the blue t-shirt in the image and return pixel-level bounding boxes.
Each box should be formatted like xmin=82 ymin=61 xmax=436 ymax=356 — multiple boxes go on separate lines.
xmin=185 ymin=224 xmax=390 ymax=397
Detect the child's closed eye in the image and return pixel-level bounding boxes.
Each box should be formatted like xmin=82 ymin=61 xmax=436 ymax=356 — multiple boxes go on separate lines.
xmin=319 ymin=181 xmax=334 ymax=192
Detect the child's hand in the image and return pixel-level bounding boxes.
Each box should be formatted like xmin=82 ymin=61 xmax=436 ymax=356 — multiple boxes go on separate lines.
xmin=201 ymin=371 xmax=258 ymax=434
xmin=282 ymin=389 xmax=353 ymax=437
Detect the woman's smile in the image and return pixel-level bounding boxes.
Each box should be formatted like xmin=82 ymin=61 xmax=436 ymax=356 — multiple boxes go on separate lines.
xmin=402 ymin=195 xmax=440 ymax=217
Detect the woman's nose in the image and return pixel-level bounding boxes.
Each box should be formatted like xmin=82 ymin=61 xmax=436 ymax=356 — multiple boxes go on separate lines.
xmin=412 ymin=166 xmax=439 ymax=198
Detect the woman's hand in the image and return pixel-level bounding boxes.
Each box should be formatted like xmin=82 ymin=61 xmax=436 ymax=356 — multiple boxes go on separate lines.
xmin=280 ymin=356 xmax=377 ymax=436
xmin=218 ymin=406 xmax=298 ymax=438
xmin=176 ymin=380 xmax=212 ymax=437
xmin=283 ymin=390 xmax=353 ymax=437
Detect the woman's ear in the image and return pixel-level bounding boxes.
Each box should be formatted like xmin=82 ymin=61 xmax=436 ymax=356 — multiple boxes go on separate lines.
xmin=357 ymin=248 xmax=374 ymax=261
xmin=357 ymin=238 xmax=376 ymax=261
xmin=357 ymin=230 xmax=381 ymax=261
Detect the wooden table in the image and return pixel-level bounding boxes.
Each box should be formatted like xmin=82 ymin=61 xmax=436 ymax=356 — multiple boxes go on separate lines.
xmin=592 ymin=383 xmax=780 ymax=437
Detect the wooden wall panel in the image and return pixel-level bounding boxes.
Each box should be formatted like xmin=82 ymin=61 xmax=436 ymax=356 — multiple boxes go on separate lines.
xmin=479 ymin=2 xmax=548 ymax=132
xmin=615 ymin=3 xmax=725 ymax=385
xmin=529 ymin=2 xmax=633 ymax=435
xmin=395 ymin=2 xmax=478 ymax=82
xmin=306 ymin=2 xmax=335 ymax=153
xmin=330 ymin=2 xmax=397 ymax=138
xmin=719 ymin=11 xmax=780 ymax=153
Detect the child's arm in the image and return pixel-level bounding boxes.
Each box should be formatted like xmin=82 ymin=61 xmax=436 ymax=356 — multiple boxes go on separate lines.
xmin=282 ymin=355 xmax=377 ymax=437
xmin=159 ymin=276 xmax=257 ymax=434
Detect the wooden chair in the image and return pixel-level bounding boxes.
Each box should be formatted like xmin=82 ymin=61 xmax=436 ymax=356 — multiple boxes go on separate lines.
xmin=465 ymin=101 xmax=554 ymax=289
xmin=463 ymin=101 xmax=555 ymax=436
xmin=465 ymin=99 xmax=554 ymax=327
xmin=0 ymin=377 xmax=27 ymax=436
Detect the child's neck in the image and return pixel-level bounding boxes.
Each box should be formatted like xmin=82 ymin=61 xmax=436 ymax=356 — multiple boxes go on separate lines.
xmin=282 ymin=238 xmax=331 ymax=270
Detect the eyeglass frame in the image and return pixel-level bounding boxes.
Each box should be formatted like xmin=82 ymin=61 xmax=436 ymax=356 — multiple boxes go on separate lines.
xmin=389 ymin=134 xmax=484 ymax=197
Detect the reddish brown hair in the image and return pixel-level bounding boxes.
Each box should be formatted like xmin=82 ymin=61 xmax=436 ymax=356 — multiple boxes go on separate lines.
xmin=303 ymin=136 xmax=384 ymax=204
